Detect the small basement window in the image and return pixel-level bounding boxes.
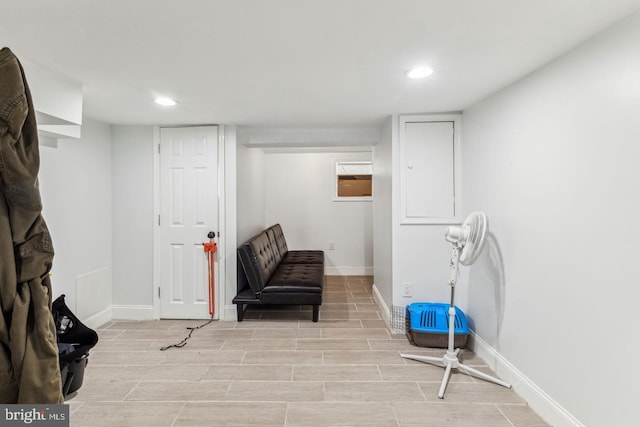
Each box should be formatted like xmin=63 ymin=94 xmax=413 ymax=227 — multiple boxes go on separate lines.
xmin=335 ymin=161 xmax=372 ymax=201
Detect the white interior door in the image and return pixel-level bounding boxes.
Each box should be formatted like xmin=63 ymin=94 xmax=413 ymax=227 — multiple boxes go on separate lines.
xmin=159 ymin=126 xmax=219 ymax=319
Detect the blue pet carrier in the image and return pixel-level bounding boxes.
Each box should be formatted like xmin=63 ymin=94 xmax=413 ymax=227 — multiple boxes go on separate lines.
xmin=405 ymin=302 xmax=469 ymax=348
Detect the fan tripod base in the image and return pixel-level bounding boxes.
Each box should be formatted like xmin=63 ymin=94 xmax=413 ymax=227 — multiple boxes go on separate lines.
xmin=400 ymin=349 xmax=511 ymax=399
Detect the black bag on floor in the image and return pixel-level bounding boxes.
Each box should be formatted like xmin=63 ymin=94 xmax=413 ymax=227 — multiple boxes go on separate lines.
xmin=52 ymin=294 xmax=99 ymax=398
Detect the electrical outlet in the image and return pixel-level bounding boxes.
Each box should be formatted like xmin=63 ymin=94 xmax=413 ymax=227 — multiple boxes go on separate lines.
xmin=403 ymin=282 xmax=412 ymax=297
xmin=329 ymin=242 xmax=335 ymax=250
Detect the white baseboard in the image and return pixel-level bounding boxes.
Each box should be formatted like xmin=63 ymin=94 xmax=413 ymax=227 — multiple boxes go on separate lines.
xmin=371 ymin=283 xmax=396 ymax=333
xmin=111 ymin=305 xmax=155 ymax=320
xmin=224 ymin=304 xmax=237 ymax=321
xmin=325 ymin=266 xmax=373 ymax=276
xmin=469 ymin=332 xmax=584 ymax=427
xmin=75 ymin=267 xmax=109 ymax=321
xmin=82 ymin=306 xmax=112 ymax=329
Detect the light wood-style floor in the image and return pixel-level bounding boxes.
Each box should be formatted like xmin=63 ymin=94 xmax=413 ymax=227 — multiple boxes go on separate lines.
xmin=67 ymin=276 xmax=548 ymax=426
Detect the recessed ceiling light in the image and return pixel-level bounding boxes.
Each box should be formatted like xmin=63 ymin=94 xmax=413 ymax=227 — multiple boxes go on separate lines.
xmin=155 ymin=97 xmax=177 ymax=106
xmin=407 ymin=66 xmax=434 ymax=79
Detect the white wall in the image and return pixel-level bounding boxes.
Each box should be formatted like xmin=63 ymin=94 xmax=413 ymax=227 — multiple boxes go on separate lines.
xmin=374 ymin=115 xmax=468 ymax=327
xmin=222 ymin=126 xmax=238 ymax=318
xmin=461 ymin=11 xmax=640 ymax=427
xmin=264 ymin=151 xmax=373 ymax=275
xmin=39 ymin=117 xmax=112 ymax=323
xmin=390 ymin=114 xmax=462 ymax=308
xmin=111 ymin=126 xmax=155 ymax=308
xmin=372 ymin=117 xmax=393 ymax=310
xmin=236 ymin=142 xmax=267 ymax=244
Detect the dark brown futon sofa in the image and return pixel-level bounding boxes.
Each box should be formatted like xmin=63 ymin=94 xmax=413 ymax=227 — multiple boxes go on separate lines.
xmin=233 ymin=224 xmax=324 ymax=322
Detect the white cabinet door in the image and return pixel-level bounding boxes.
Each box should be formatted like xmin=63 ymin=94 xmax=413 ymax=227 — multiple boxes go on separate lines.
xmin=399 ymin=115 xmax=461 ymax=224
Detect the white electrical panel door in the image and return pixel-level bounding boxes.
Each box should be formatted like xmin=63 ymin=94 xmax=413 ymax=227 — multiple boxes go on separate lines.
xmin=400 ymin=116 xmax=460 ymax=224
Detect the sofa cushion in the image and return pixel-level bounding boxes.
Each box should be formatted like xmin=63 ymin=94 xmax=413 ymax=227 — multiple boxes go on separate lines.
xmin=262 ymin=264 xmax=324 ymax=294
xmin=281 ymin=250 xmax=324 ymax=265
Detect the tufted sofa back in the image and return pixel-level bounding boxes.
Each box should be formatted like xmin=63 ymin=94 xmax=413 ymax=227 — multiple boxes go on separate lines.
xmin=267 ymin=224 xmax=288 ymax=258
xmin=238 ymin=226 xmax=288 ymax=294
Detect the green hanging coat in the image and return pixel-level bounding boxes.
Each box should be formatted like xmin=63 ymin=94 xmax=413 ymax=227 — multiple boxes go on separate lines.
xmin=0 ymin=47 xmax=63 ymax=404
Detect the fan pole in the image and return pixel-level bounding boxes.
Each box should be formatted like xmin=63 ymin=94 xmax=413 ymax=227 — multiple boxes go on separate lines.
xmin=447 ymin=245 xmax=460 ymax=353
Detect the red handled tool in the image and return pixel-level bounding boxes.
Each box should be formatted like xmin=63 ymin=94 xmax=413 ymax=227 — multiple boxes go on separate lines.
xmin=203 ymin=232 xmax=217 ymax=316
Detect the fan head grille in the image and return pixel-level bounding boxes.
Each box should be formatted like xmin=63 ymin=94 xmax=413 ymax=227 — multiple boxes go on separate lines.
xmin=459 ymin=211 xmax=488 ymax=265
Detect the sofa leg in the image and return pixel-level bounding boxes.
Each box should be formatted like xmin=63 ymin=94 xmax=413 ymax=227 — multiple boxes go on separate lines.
xmin=236 ymin=304 xmax=244 ymax=322
xmin=312 ymin=305 xmax=319 ymax=322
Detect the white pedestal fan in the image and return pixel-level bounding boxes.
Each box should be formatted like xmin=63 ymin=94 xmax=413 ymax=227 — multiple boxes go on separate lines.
xmin=400 ymin=211 xmax=511 ymax=398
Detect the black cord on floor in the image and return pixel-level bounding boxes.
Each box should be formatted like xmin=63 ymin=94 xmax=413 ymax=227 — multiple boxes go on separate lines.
xmin=160 ymin=317 xmax=214 ymax=351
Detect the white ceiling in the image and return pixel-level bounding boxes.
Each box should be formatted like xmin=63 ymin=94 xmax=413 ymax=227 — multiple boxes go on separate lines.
xmin=2 ymin=0 xmax=639 ymax=128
